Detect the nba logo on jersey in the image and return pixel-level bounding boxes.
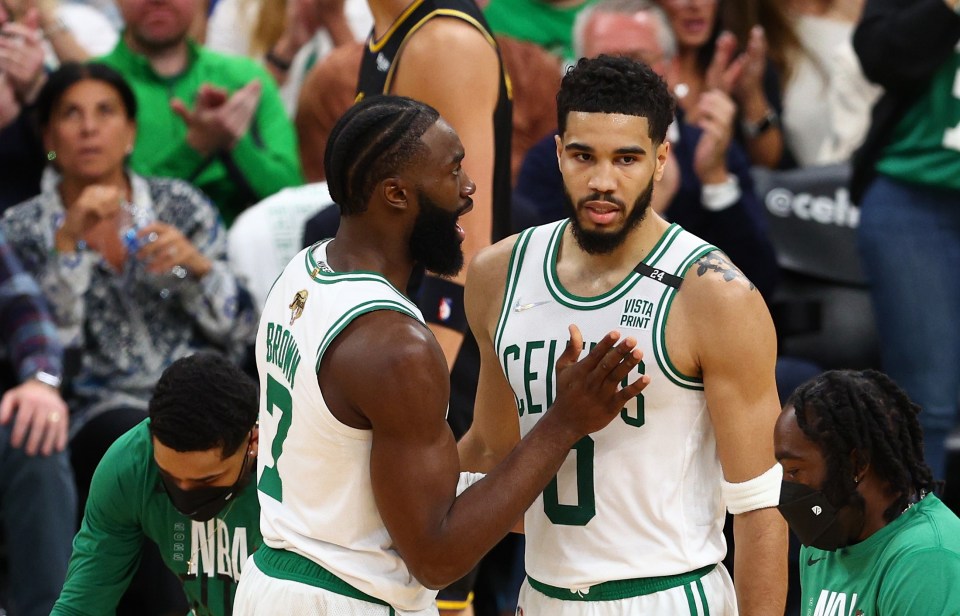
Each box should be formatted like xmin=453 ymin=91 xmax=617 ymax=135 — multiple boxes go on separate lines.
xmin=438 ymin=297 xmax=452 ymax=322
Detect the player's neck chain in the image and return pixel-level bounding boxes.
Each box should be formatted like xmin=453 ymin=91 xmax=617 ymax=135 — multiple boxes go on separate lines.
xmin=185 ymin=498 xmax=240 ymax=572
xmin=899 ymin=489 xmax=926 ymax=517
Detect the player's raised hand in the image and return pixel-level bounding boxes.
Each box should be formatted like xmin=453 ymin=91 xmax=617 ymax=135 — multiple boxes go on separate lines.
xmin=550 ymin=325 xmax=649 ymax=436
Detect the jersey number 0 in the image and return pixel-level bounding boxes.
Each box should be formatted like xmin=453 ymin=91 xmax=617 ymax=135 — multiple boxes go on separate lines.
xmin=543 ymin=365 xmax=646 ymax=526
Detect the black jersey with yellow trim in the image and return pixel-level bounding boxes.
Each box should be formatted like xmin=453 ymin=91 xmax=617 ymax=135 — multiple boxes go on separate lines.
xmin=357 ymin=0 xmax=513 ymax=242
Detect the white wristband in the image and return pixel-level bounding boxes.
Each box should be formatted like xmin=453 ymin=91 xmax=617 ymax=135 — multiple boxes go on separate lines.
xmin=721 ymin=463 xmax=783 ymax=514
xmin=701 ymin=174 xmax=741 ymax=212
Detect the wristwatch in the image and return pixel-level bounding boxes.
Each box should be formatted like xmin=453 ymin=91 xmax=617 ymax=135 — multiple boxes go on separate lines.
xmin=33 ymin=370 xmax=63 ymax=390
xmin=741 ymin=109 xmax=780 ymax=139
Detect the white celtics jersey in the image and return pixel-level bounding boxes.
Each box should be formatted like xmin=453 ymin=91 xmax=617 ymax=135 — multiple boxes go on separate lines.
xmin=255 ymin=240 xmax=435 ymax=613
xmin=496 ymin=221 xmax=727 ymax=588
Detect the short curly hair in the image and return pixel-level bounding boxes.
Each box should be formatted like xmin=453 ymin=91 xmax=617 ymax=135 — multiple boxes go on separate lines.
xmin=557 ymin=55 xmax=675 ymax=143
xmin=148 ymin=352 xmax=258 ymax=458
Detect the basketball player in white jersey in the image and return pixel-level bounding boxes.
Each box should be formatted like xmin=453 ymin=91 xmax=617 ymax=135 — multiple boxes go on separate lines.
xmin=233 ymin=95 xmax=650 ymax=615
xmin=458 ymin=56 xmax=788 ymax=615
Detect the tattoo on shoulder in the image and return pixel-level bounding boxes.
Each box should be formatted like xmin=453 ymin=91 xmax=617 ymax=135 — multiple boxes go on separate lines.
xmin=694 ymin=252 xmax=756 ymax=291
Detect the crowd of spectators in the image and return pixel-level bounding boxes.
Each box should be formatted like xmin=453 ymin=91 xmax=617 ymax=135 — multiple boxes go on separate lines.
xmin=1 ymin=0 xmax=958 ymax=615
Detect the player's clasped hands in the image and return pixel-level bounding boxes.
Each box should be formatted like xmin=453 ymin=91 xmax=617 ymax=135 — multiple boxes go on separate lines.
xmin=551 ymin=324 xmax=650 ymax=436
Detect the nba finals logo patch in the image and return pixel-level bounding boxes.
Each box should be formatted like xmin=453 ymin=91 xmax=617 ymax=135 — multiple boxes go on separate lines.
xmin=289 ymin=290 xmax=308 ymax=326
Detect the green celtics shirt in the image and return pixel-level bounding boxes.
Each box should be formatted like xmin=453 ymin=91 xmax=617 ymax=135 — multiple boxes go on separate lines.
xmin=876 ymin=50 xmax=960 ymax=191
xmin=52 ymin=420 xmax=262 ymax=616
xmin=799 ymin=493 xmax=960 ymax=616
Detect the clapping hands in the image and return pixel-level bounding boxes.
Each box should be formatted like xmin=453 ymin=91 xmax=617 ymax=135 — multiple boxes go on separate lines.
xmin=0 ymin=6 xmax=46 ymax=105
xmin=171 ymin=80 xmax=262 ymax=157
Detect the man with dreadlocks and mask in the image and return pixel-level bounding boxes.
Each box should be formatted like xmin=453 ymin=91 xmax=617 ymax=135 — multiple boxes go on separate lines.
xmin=775 ymin=369 xmax=960 ymax=615
xmin=234 ymin=94 xmax=649 ymax=615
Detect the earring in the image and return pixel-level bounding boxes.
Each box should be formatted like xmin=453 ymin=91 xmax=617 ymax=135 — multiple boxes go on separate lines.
xmin=125 ymin=144 xmax=134 ymax=155
xmin=47 ymin=150 xmax=56 ymax=161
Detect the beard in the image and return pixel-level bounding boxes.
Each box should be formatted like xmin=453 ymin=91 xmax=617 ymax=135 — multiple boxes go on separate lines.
xmin=563 ymin=176 xmax=655 ymax=255
xmin=130 ymin=29 xmax=188 ymax=53
xmin=820 ymin=473 xmax=868 ymax=545
xmin=408 ymin=191 xmax=467 ymax=278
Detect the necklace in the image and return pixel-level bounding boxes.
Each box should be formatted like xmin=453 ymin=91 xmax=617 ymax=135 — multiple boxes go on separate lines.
xmin=900 ymin=490 xmax=926 ymax=516
xmin=184 ymin=498 xmax=240 ymax=573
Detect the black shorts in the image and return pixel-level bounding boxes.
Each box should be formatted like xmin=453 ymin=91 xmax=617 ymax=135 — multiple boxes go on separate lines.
xmin=436 ymin=566 xmax=479 ymax=611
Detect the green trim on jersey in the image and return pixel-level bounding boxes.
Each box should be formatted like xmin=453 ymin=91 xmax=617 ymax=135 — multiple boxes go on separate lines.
xmin=543 ymin=222 xmax=684 ymax=310
xmin=314 ymin=299 xmax=423 ymax=372
xmin=303 ymin=241 xmax=410 ymax=298
xmin=254 ymin=546 xmax=394 ymax=613
xmin=645 ymin=223 xmax=684 ymax=268
xmin=494 ymin=228 xmax=536 ymax=357
xmin=651 ymin=244 xmax=716 ymax=390
xmin=526 ymin=564 xmax=715 ymax=602
xmin=303 ymin=240 xmax=423 ymax=373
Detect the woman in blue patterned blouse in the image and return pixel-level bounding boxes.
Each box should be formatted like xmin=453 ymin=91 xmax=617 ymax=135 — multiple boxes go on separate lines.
xmin=0 ymin=62 xmax=258 ymax=525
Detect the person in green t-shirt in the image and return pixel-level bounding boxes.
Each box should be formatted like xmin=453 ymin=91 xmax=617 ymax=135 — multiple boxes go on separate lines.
xmin=852 ymin=0 xmax=960 ymax=483
xmin=52 ymin=352 xmax=262 ymax=616
xmin=98 ymin=0 xmax=304 ymax=226
xmin=775 ymin=369 xmax=960 ymax=616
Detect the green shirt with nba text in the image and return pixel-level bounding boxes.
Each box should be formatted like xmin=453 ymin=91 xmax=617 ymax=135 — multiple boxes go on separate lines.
xmin=799 ymin=493 xmax=960 ymax=616
xmin=51 ymin=420 xmax=262 ymax=616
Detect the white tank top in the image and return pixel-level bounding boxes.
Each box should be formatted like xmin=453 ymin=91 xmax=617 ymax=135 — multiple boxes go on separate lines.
xmin=255 ymin=240 xmax=435 ymax=612
xmin=495 ymin=221 xmax=727 ymax=589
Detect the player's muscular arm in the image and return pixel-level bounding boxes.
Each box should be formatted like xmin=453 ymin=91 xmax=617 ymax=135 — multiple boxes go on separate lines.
xmin=672 ymin=251 xmax=788 ymax=616
xmin=323 ymin=311 xmax=647 ymax=589
xmin=390 ymin=19 xmax=500 ymax=367
xmin=458 ymin=237 xmax=522 ymax=472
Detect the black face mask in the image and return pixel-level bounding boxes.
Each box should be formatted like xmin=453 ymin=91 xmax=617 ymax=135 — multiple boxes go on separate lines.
xmin=777 ymin=480 xmax=853 ymax=551
xmin=160 ymin=442 xmax=254 ymax=523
